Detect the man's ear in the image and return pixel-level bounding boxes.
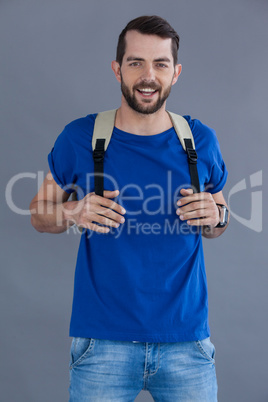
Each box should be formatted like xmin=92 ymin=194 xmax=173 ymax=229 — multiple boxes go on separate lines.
xmin=111 ymin=60 xmax=121 ymax=83
xmin=172 ymin=64 xmax=182 ymax=86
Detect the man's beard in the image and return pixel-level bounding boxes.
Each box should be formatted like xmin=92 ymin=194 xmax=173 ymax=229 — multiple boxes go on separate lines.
xmin=120 ymin=74 xmax=173 ymax=115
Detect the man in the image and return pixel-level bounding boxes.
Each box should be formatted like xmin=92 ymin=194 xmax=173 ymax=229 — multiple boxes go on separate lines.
xmin=30 ymin=15 xmax=229 ymax=402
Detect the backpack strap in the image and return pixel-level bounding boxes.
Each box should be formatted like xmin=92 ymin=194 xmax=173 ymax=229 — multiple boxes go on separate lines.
xmin=92 ymin=109 xmax=200 ymax=196
xmin=92 ymin=109 xmax=117 ymax=196
xmin=167 ymin=111 xmax=200 ymax=193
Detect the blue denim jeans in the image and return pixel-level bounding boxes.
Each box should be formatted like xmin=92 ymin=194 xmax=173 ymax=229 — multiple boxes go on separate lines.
xmin=69 ymin=337 xmax=217 ymax=401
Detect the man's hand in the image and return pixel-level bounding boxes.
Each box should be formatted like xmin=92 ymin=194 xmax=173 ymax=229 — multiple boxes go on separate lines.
xmin=176 ymin=188 xmax=229 ymax=238
xmin=30 ymin=171 xmax=126 ymax=234
xmin=176 ymin=188 xmax=219 ymax=227
xmin=64 ymin=190 xmax=126 ymax=233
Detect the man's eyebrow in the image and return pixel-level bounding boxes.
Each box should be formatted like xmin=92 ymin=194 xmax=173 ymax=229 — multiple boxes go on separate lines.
xmin=126 ymin=56 xmax=171 ymax=63
xmin=126 ymin=56 xmax=145 ymax=62
xmin=154 ymin=57 xmax=171 ymax=63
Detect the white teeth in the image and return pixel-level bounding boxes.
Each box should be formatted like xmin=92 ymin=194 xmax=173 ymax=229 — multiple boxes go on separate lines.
xmin=140 ymin=88 xmax=155 ymax=92
xmin=137 ymin=88 xmax=157 ymax=96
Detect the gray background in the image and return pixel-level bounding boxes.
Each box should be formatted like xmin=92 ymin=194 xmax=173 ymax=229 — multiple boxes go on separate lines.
xmin=1 ymin=0 xmax=267 ymax=401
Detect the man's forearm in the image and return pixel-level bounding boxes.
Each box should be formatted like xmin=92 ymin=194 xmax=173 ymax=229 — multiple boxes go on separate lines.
xmin=30 ymin=200 xmax=77 ymax=233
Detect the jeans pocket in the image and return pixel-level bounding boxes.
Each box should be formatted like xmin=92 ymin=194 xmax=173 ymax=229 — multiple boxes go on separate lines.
xmin=70 ymin=337 xmax=95 ymax=369
xmin=194 ymin=337 xmax=216 ymax=362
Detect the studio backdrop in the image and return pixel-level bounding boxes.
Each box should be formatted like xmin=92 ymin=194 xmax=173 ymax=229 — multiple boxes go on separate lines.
xmin=1 ymin=0 xmax=267 ymax=401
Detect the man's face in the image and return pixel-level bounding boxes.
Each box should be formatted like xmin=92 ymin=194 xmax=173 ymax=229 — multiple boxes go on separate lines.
xmin=113 ymin=30 xmax=181 ymax=115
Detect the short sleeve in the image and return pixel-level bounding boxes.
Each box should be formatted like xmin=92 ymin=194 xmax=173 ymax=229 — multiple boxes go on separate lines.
xmin=204 ymin=132 xmax=228 ymax=194
xmin=48 ymin=127 xmax=76 ymax=194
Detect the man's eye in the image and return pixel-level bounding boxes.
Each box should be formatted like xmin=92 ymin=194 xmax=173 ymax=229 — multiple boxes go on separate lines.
xmin=156 ymin=63 xmax=168 ymax=68
xmin=129 ymin=62 xmax=141 ymax=67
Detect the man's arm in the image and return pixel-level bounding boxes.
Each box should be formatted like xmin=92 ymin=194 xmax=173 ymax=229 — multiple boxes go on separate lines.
xmin=176 ymin=189 xmax=229 ymax=239
xmin=29 ymin=171 xmax=125 ymax=234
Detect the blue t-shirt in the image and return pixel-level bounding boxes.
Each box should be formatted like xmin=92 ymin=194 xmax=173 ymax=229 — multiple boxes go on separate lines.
xmin=48 ymin=113 xmax=227 ymax=342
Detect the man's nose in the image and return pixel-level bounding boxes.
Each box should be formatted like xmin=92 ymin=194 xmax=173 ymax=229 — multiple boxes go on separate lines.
xmin=142 ymin=64 xmax=155 ymax=81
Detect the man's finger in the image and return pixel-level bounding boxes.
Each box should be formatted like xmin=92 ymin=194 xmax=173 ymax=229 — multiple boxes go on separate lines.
xmin=177 ymin=192 xmax=202 ymax=206
xmin=90 ymin=191 xmax=126 ymax=215
xmin=177 ymin=191 xmax=211 ymax=207
xmin=180 ymin=188 xmax=194 ymax=196
xmin=93 ymin=205 xmax=125 ymax=224
xmin=103 ymin=189 xmax=120 ymax=198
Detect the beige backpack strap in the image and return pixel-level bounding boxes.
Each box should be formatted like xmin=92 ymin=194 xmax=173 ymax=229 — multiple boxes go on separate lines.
xmin=167 ymin=111 xmax=195 ymax=151
xmin=92 ymin=109 xmax=194 ymax=151
xmin=167 ymin=110 xmax=200 ymax=193
xmin=91 ymin=109 xmax=199 ymax=197
xmin=92 ymin=109 xmax=117 ymax=151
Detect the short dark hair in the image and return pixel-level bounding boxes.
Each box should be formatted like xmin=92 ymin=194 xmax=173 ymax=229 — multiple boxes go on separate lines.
xmin=116 ymin=15 xmax=180 ymax=66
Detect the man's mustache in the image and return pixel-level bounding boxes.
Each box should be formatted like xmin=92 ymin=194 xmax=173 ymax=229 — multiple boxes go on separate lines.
xmin=133 ymin=82 xmax=161 ymax=91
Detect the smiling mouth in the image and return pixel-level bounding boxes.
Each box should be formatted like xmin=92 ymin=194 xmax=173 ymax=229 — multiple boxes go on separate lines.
xmin=136 ymin=88 xmax=158 ymax=97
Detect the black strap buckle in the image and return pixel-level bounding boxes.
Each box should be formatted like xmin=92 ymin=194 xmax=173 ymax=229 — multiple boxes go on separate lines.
xmin=93 ymin=149 xmax=104 ymax=163
xmin=186 ymin=149 xmax=198 ymax=164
